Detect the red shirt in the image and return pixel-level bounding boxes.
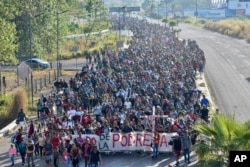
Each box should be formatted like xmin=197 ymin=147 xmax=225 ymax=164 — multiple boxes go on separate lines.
xmin=81 ymin=114 xmax=91 ymax=126
xmin=95 ymin=127 xmax=103 ymax=135
xmin=51 ymin=137 xmax=60 ymax=149
xmin=44 ymin=130 xmax=49 ymax=137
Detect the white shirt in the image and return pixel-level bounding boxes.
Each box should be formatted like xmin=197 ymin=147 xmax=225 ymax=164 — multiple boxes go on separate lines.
xmin=124 ymin=101 xmax=132 ymax=109
xmin=67 ymin=109 xmax=76 ymax=120
xmin=120 ymin=113 xmax=126 ymax=124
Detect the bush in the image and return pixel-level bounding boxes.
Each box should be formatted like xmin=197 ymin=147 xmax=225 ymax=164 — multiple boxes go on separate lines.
xmin=0 ymin=94 xmax=13 ymax=117
xmin=10 ymin=88 xmax=28 ymax=117
xmin=204 ymin=19 xmax=250 ymax=40
xmin=0 ymin=94 xmax=13 ymax=129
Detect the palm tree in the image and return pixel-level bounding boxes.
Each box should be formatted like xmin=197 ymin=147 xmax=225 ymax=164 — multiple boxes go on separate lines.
xmin=168 ymin=20 xmax=177 ymax=31
xmin=194 ymin=115 xmax=250 ymax=167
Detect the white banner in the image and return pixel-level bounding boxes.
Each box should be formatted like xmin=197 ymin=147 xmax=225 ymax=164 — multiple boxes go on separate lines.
xmin=69 ymin=132 xmax=176 ymax=152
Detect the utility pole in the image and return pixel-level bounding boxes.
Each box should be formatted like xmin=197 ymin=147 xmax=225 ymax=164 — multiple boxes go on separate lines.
xmin=29 ymin=15 xmax=34 ymax=107
xmin=119 ymin=6 xmax=126 ymax=40
xmin=196 ymin=0 xmax=198 ymax=20
xmin=56 ymin=10 xmax=68 ymax=80
xmin=165 ymin=0 xmax=168 ymax=17
xmin=56 ymin=11 xmax=59 ymax=81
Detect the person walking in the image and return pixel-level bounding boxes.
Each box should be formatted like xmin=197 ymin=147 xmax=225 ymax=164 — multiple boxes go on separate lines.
xmin=182 ymin=130 xmax=192 ymax=164
xmin=43 ymin=139 xmax=53 ymax=167
xmin=26 ymin=137 xmax=35 ymax=167
xmin=152 ymin=130 xmax=160 ymax=159
xmin=82 ymin=138 xmax=92 ymax=167
xmin=71 ymin=144 xmax=80 ymax=167
xmin=62 ymin=148 xmax=71 ymax=167
xmin=172 ymin=134 xmax=182 ymax=166
xmin=17 ymin=109 xmax=27 ymax=128
xmin=89 ymin=145 xmax=102 ymax=167
xmin=19 ymin=140 xmax=27 ymax=166
xmin=53 ymin=148 xmax=59 ymax=167
xmin=8 ymin=144 xmax=16 ymax=166
xmin=38 ymin=133 xmax=46 ymax=158
xmin=14 ymin=128 xmax=23 ymax=155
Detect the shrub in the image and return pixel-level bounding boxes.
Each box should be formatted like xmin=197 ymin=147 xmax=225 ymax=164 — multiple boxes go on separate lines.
xmin=0 ymin=94 xmax=13 ymax=129
xmin=10 ymin=88 xmax=28 ymax=117
xmin=0 ymin=94 xmax=13 ymax=117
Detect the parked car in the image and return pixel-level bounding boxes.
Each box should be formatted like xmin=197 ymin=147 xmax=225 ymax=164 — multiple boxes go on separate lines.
xmin=24 ymin=58 xmax=50 ymax=69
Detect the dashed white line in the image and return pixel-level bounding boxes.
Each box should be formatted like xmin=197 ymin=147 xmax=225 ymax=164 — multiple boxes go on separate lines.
xmin=240 ymin=74 xmax=245 ymax=79
xmin=226 ymin=59 xmax=236 ymax=70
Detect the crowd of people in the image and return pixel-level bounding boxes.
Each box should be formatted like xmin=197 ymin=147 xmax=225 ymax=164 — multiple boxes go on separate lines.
xmin=10 ymin=16 xmax=209 ymax=167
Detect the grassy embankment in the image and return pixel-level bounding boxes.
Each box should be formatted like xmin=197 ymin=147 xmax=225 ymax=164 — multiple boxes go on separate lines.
xmin=47 ymin=19 xmax=131 ymax=61
xmin=177 ymin=16 xmax=250 ymax=42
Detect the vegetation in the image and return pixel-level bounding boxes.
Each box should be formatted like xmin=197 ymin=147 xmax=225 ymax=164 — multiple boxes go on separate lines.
xmin=58 ymin=32 xmax=126 ymax=60
xmin=172 ymin=15 xmax=250 ymax=42
xmin=162 ymin=18 xmax=168 ymax=27
xmin=0 ymin=0 xmax=110 ymax=65
xmin=194 ymin=115 xmax=250 ymax=167
xmin=0 ymin=88 xmax=28 ymax=128
xmin=204 ymin=18 xmax=250 ymax=41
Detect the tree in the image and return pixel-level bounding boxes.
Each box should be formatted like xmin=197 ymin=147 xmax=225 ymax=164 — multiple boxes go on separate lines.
xmin=82 ymin=0 xmax=109 ymax=48
xmin=162 ymin=18 xmax=168 ymax=27
xmin=169 ymin=20 xmax=177 ymax=31
xmin=12 ymin=0 xmax=73 ymax=59
xmin=0 ymin=0 xmax=18 ymax=64
xmin=194 ymin=115 xmax=250 ymax=167
xmin=0 ymin=18 xmax=18 ymax=64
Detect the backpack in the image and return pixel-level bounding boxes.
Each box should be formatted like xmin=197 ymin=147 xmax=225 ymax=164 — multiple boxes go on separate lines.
xmin=44 ymin=143 xmax=53 ymax=155
xmin=27 ymin=144 xmax=34 ymax=151
xmin=11 ymin=132 xmax=18 ymax=143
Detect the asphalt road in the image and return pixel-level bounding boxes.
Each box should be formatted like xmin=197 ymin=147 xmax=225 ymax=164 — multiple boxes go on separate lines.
xmin=142 ymin=16 xmax=250 ymax=122
xmin=176 ymin=23 xmax=250 ymax=123
xmin=2 ymin=18 xmax=250 ymax=166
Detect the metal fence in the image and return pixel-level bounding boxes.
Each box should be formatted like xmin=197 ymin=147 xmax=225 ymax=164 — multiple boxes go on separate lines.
xmin=0 ymin=69 xmax=58 ymax=95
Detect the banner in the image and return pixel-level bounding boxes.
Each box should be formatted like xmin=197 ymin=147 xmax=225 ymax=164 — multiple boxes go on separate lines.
xmin=69 ymin=132 xmax=176 ymax=152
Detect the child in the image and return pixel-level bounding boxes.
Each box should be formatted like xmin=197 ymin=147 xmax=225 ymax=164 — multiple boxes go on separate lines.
xmin=8 ymin=144 xmax=16 ymax=166
xmin=63 ymin=148 xmax=70 ymax=167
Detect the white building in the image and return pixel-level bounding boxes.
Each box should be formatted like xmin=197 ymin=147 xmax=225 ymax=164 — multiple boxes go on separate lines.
xmin=228 ymin=0 xmax=250 ymax=16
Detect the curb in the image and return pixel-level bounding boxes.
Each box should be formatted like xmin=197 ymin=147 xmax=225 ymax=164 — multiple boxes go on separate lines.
xmin=195 ymin=74 xmax=215 ymax=113
xmin=0 ymin=119 xmax=18 ymax=138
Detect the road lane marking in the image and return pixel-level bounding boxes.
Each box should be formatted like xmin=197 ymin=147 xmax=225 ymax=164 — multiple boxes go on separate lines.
xmin=226 ymin=59 xmax=236 ymax=70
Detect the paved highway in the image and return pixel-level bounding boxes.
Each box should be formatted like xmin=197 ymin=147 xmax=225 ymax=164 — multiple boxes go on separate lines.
xmin=141 ymin=16 xmax=250 ymax=122
xmin=1 ymin=18 xmax=249 ymax=166
xmin=177 ymin=23 xmax=250 ymax=123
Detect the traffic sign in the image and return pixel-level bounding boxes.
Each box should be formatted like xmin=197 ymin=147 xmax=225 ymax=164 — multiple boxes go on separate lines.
xmin=109 ymin=7 xmax=140 ymax=13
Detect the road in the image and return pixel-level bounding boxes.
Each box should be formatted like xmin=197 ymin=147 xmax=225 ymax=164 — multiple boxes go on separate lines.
xmin=143 ymin=16 xmax=250 ymax=123
xmin=177 ymin=23 xmax=250 ymax=123
xmin=1 ymin=19 xmax=250 ymax=166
